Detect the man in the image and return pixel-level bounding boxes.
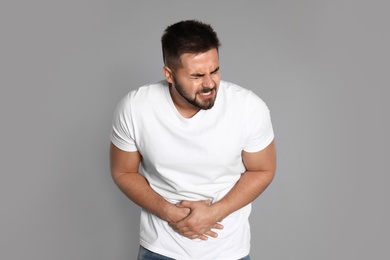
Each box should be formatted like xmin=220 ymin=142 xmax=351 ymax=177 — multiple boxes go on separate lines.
xmin=110 ymin=20 xmax=276 ymax=260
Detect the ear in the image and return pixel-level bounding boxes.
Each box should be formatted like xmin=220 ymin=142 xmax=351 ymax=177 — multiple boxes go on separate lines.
xmin=162 ymin=66 xmax=174 ymax=84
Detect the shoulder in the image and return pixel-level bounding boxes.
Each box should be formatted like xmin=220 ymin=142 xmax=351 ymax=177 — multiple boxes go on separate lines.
xmin=118 ymin=80 xmax=168 ymax=108
xmin=113 ymin=80 xmax=168 ymax=119
xmin=219 ymin=80 xmax=269 ymax=110
xmin=219 ymin=80 xmax=251 ymax=95
xmin=128 ymin=80 xmax=167 ymax=101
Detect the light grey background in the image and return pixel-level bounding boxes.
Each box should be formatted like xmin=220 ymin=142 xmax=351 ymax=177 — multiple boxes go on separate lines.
xmin=1 ymin=0 xmax=388 ymax=259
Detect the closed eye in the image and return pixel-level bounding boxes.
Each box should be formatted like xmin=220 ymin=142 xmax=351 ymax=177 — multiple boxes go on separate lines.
xmin=190 ymin=73 xmax=204 ymax=79
xmin=189 ymin=67 xmax=220 ymax=79
xmin=211 ymin=67 xmax=220 ymax=75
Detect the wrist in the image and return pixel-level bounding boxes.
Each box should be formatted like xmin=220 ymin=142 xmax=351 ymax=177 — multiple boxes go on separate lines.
xmin=210 ymin=201 xmax=229 ymax=222
xmin=157 ymin=200 xmax=176 ymax=222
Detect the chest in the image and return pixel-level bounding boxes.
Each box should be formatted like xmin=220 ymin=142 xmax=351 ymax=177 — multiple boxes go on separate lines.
xmin=134 ymin=108 xmax=247 ymax=172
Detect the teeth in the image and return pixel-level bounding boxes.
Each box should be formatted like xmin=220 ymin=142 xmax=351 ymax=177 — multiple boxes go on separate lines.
xmin=201 ymin=91 xmax=211 ymax=95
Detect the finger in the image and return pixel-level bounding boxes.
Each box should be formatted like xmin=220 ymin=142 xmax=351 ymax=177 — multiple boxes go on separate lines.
xmin=187 ymin=233 xmax=208 ymax=241
xmin=176 ymin=200 xmax=192 ymax=208
xmin=170 ymin=224 xmax=188 ymax=233
xmin=203 ymin=199 xmax=212 ymax=205
xmin=199 ymin=234 xmax=209 ymax=240
xmin=213 ymin=223 xmax=224 ymax=230
xmin=169 ymin=219 xmax=186 ymax=230
xmin=180 ymin=230 xmax=208 ymax=241
xmin=204 ymin=230 xmax=218 ymax=238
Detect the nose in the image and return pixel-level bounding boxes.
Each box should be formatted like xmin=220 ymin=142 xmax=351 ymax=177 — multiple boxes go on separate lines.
xmin=202 ymin=75 xmax=214 ymax=88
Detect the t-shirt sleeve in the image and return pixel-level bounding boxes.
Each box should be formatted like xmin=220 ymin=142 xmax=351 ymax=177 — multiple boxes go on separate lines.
xmin=243 ymin=91 xmax=274 ymax=152
xmin=110 ymin=94 xmax=138 ymax=152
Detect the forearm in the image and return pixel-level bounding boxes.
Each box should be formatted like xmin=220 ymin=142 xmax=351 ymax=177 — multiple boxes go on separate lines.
xmin=112 ymin=172 xmax=175 ymax=222
xmin=171 ymin=169 xmax=274 ymax=240
xmin=212 ymin=140 xmax=277 ymax=220
xmin=212 ymin=169 xmax=275 ymax=221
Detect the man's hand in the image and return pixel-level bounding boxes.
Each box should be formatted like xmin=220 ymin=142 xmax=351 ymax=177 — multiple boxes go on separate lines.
xmin=168 ymin=200 xmax=224 ymax=241
xmin=165 ymin=203 xmax=191 ymax=223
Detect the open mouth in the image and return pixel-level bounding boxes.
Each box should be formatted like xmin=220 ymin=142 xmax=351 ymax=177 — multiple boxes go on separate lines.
xmin=198 ymin=88 xmax=215 ymax=98
xmin=200 ymin=90 xmax=212 ymax=96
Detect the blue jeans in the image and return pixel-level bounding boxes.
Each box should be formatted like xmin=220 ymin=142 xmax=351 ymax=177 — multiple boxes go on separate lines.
xmin=138 ymin=246 xmax=251 ymax=260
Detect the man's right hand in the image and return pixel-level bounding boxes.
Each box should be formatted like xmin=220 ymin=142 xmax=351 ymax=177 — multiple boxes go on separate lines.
xmin=165 ymin=203 xmax=191 ymax=223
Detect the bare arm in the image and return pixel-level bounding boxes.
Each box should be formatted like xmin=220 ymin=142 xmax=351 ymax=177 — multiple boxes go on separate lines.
xmin=171 ymin=140 xmax=276 ymax=238
xmin=109 ymin=143 xmax=190 ymax=223
xmin=213 ymin=139 xmax=276 ymax=219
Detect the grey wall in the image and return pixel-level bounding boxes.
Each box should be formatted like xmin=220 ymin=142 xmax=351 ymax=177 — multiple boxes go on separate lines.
xmin=1 ymin=0 xmax=388 ymax=259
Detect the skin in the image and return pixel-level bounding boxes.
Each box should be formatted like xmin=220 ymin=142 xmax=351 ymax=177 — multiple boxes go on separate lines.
xmin=163 ymin=48 xmax=221 ymax=118
xmin=110 ymin=48 xmax=276 ymax=240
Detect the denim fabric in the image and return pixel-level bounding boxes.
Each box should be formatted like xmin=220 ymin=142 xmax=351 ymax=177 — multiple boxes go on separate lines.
xmin=138 ymin=246 xmax=174 ymax=260
xmin=137 ymin=246 xmax=251 ymax=260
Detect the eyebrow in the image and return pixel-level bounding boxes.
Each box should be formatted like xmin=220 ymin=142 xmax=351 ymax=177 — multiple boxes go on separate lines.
xmin=190 ymin=67 xmax=220 ymax=77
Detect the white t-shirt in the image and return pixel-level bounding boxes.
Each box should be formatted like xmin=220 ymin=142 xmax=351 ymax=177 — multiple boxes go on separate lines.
xmin=111 ymin=80 xmax=274 ymax=260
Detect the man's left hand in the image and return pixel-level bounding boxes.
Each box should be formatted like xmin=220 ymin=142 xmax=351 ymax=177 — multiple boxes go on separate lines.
xmin=168 ymin=200 xmax=224 ymax=240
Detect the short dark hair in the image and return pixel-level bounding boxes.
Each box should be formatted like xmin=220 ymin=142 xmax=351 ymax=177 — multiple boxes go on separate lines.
xmin=161 ymin=20 xmax=221 ymax=70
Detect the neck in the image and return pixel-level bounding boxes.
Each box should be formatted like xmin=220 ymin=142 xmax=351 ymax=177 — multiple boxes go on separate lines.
xmin=169 ymin=84 xmax=200 ymax=118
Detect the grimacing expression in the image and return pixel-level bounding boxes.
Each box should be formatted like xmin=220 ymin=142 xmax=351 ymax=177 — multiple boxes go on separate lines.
xmin=168 ymin=48 xmax=221 ymax=111
xmin=172 ymin=75 xmax=217 ymax=110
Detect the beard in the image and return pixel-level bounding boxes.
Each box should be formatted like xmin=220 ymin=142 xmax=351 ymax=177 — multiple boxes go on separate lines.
xmin=172 ymin=76 xmax=217 ymax=110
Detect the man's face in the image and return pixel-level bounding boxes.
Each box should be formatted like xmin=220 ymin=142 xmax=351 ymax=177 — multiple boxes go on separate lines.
xmin=165 ymin=48 xmax=221 ymax=112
